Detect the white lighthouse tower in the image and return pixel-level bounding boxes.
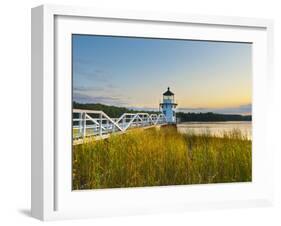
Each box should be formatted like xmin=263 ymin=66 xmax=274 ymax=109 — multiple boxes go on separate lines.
xmin=160 ymin=87 xmax=177 ymax=124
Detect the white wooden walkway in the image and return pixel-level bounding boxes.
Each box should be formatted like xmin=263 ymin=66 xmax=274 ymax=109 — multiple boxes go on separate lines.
xmin=73 ymin=109 xmax=167 ymax=144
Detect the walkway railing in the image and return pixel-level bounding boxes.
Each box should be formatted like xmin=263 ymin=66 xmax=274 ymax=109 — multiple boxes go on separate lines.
xmin=73 ymin=109 xmax=167 ymax=140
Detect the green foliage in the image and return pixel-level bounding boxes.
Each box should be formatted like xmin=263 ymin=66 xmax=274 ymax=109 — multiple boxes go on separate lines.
xmin=73 ymin=101 xmax=158 ymax=118
xmin=73 ymin=102 xmax=251 ymax=121
xmin=176 ymin=112 xmax=251 ymax=122
xmin=72 ymin=127 xmax=252 ymax=190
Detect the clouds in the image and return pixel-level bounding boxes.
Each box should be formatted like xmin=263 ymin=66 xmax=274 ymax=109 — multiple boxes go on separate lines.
xmin=73 ymin=64 xmax=109 ymax=83
xmin=73 ymin=85 xmax=252 ymax=115
xmin=73 ymin=92 xmax=129 ymax=106
xmin=73 ymin=86 xmax=104 ymax=92
xmin=72 ymin=55 xmax=128 ymax=106
xmin=72 ymin=35 xmax=252 ymax=113
xmin=72 ymin=59 xmax=128 ymax=105
xmin=73 ymin=84 xmax=131 ymax=106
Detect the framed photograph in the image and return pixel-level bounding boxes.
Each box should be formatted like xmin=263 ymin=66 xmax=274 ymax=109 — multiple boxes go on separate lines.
xmin=31 ymin=4 xmax=274 ymax=221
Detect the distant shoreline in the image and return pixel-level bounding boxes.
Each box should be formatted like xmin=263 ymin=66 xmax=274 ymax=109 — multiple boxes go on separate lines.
xmin=73 ymin=102 xmax=252 ymax=122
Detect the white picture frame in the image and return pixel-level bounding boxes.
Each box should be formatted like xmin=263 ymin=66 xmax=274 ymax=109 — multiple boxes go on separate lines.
xmin=31 ymin=4 xmax=274 ymax=221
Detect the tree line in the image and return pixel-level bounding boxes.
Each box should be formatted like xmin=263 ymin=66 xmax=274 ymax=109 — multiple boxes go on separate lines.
xmin=176 ymin=112 xmax=251 ymax=122
xmin=73 ymin=102 xmax=159 ymax=118
xmin=73 ymin=102 xmax=251 ymax=121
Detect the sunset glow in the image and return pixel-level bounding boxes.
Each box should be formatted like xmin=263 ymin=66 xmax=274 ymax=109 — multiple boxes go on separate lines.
xmin=73 ymin=35 xmax=252 ymax=115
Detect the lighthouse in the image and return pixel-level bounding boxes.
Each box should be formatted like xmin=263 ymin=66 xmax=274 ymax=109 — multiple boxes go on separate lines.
xmin=160 ymin=87 xmax=178 ymax=124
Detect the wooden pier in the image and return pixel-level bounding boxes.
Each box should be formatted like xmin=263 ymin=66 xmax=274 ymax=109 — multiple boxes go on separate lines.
xmin=73 ymin=109 xmax=167 ymax=145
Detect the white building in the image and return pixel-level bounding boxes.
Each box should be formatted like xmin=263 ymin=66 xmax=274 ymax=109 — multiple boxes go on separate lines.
xmin=160 ymin=87 xmax=177 ymax=124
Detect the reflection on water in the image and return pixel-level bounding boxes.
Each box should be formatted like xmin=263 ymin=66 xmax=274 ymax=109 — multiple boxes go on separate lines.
xmin=177 ymin=121 xmax=252 ymax=140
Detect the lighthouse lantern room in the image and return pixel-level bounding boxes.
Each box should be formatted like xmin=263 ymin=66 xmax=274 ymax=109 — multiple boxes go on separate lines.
xmin=160 ymin=87 xmax=177 ymax=124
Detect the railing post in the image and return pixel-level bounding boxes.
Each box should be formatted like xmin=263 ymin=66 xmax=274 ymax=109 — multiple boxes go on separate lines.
xmin=83 ymin=112 xmax=86 ymax=138
xmin=106 ymin=119 xmax=109 ymax=134
xmin=79 ymin=112 xmax=83 ymax=137
xmin=99 ymin=113 xmax=102 ymax=136
xmin=122 ymin=116 xmax=125 ymax=130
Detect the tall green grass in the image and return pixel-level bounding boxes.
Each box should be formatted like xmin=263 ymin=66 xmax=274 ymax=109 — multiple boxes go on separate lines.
xmin=72 ymin=126 xmax=251 ymax=190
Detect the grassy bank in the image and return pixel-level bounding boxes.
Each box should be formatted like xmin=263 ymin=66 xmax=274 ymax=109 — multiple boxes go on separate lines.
xmin=72 ymin=127 xmax=252 ymax=190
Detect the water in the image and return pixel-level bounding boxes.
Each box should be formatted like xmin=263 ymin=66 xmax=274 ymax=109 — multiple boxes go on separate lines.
xmin=177 ymin=121 xmax=252 ymax=139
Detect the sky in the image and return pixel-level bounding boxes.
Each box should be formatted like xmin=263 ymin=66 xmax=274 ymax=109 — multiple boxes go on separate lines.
xmin=72 ymin=35 xmax=252 ymax=115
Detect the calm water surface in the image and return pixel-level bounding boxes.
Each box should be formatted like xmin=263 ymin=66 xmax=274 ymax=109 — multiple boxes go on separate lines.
xmin=177 ymin=121 xmax=252 ymax=139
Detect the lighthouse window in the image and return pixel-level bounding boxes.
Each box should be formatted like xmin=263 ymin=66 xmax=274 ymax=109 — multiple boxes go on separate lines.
xmin=164 ymin=95 xmax=173 ymax=101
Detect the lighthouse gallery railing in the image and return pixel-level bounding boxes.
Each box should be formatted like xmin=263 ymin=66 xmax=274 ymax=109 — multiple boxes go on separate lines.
xmin=73 ymin=109 xmax=167 ymax=140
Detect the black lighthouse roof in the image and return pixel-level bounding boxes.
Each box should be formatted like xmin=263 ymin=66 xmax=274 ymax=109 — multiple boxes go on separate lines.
xmin=163 ymin=87 xmax=174 ymax=96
